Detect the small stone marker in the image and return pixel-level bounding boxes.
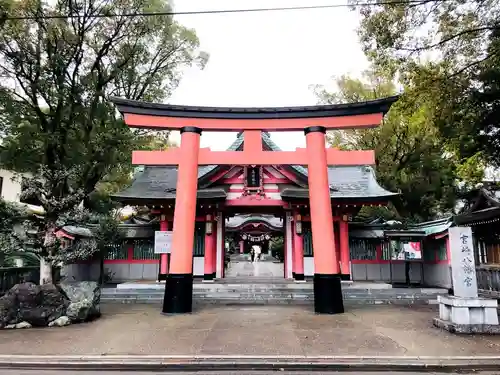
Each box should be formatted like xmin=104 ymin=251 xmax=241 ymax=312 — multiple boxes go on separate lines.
xmin=433 ymin=226 xmax=500 ymax=334
xmin=448 ymin=227 xmax=478 ymax=298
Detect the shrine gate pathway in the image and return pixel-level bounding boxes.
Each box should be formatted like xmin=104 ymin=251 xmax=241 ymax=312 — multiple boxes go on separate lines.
xmin=225 ymin=254 xmax=284 ymax=278
xmin=0 ymin=304 xmax=499 ymax=357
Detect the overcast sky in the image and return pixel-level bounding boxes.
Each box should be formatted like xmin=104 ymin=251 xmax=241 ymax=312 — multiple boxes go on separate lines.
xmin=167 ymin=0 xmax=369 ymax=150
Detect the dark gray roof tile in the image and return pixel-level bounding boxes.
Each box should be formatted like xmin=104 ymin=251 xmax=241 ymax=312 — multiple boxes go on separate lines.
xmin=113 ymin=132 xmax=396 ymax=201
xmin=111 ymin=96 xmax=399 ymax=119
xmin=113 ymin=167 xmax=226 ymax=201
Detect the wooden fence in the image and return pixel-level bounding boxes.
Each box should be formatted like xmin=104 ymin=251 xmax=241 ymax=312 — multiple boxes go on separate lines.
xmin=0 ymin=266 xmax=39 ymax=295
xmin=476 ymin=265 xmax=500 ymax=298
xmin=0 ymin=266 xmax=62 ymax=295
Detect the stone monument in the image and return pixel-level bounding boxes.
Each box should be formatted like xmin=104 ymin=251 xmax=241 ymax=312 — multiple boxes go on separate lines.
xmin=433 ymin=226 xmax=500 ymax=334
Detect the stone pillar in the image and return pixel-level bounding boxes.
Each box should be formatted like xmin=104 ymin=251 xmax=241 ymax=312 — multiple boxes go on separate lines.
xmin=221 ymin=214 xmax=226 ymax=278
xmin=162 ymin=127 xmax=201 ymax=314
xmin=434 ymin=226 xmax=499 ymax=333
xmin=305 ymin=126 xmax=344 ymax=314
xmin=203 ymin=216 xmax=216 ymax=281
xmin=215 ymin=212 xmax=224 ymax=279
xmin=285 ymin=212 xmax=294 ymax=279
xmin=158 ymin=215 xmax=169 ymax=281
xmin=339 ymin=220 xmax=350 ymax=280
xmin=239 ymin=240 xmax=244 ymax=254
xmin=334 ymin=222 xmax=341 ymax=270
xmin=292 ymin=213 xmax=305 ymax=281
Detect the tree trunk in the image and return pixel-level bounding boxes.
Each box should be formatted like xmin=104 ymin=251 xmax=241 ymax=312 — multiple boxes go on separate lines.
xmin=41 ymin=225 xmax=57 ymax=285
xmin=40 ymin=258 xmax=53 ymax=284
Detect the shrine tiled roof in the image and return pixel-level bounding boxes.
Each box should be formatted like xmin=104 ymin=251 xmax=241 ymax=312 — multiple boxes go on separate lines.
xmin=453 ymin=188 xmax=500 ymax=226
xmin=113 ymin=166 xmax=228 ymax=203
xmin=226 ymin=214 xmax=283 ymax=231
xmin=349 ymin=217 xmax=453 ymax=239
xmin=278 ymin=166 xmax=396 ymax=200
xmin=112 ymin=132 xmax=396 ymax=202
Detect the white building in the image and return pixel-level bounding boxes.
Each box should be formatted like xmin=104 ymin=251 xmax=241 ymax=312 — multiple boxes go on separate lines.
xmin=0 ymin=169 xmax=24 ymax=203
xmin=0 ymin=169 xmax=43 ymax=213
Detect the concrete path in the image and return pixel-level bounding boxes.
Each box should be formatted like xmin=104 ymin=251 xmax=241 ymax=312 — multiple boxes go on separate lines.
xmin=225 ymin=257 xmax=284 ymax=278
xmin=1 ymin=304 xmax=500 ymax=356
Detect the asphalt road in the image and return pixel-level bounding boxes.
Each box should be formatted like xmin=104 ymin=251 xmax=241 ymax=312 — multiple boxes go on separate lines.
xmin=2 ymin=372 xmax=499 ymax=375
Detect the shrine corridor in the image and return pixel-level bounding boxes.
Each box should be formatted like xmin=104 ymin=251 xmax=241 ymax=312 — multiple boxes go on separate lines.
xmin=225 ymin=254 xmax=284 ymax=279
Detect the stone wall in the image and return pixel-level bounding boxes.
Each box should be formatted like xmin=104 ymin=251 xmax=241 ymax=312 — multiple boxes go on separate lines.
xmin=62 ymin=257 xmax=206 ymax=282
xmin=304 ymin=257 xmax=451 ymax=288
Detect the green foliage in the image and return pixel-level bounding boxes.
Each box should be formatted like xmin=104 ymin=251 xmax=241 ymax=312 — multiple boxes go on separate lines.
xmin=352 ymin=0 xmax=499 ymax=77
xmin=0 ymin=0 xmax=206 ymax=280
xmin=314 ymin=70 xmax=457 ymax=222
xmin=269 ymin=236 xmax=284 ymax=261
xmin=0 ymin=195 xmax=124 ymax=276
xmin=0 ymin=199 xmax=30 ymax=261
xmin=93 ymin=214 xmax=122 ymax=253
xmin=350 ymin=0 xmax=500 ymax=173
xmin=4 ymin=251 xmax=41 ymax=267
xmin=441 ymin=30 xmax=500 ymax=168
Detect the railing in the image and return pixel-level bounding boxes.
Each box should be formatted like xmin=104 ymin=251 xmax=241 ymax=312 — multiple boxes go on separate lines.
xmin=476 ymin=265 xmax=500 ymax=298
xmin=0 ymin=266 xmax=62 ymax=295
xmin=0 ymin=266 xmax=39 ymax=295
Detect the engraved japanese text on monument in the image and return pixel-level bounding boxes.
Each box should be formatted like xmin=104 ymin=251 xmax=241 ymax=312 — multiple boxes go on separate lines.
xmin=449 ymin=226 xmax=478 ymax=298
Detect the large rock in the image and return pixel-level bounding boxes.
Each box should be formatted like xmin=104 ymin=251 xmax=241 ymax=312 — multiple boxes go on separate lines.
xmin=0 ymin=282 xmax=69 ymax=327
xmin=5 ymin=321 xmax=32 ymax=329
xmin=0 ymin=281 xmax=101 ymax=328
xmin=48 ymin=316 xmax=71 ymax=327
xmin=0 ymin=294 xmax=16 ymax=327
xmin=60 ymin=281 xmax=101 ymax=322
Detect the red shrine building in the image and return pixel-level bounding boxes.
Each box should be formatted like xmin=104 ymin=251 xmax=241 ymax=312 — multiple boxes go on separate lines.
xmin=111 ymin=131 xmax=397 ymax=282
xmin=106 ymin=96 xmax=399 ymax=315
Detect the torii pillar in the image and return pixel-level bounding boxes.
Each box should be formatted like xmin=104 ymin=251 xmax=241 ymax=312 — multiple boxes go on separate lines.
xmin=110 ymin=95 xmax=398 ymax=314
xmin=305 ymin=126 xmax=343 ymax=313
xmin=163 ymin=127 xmax=201 ymax=313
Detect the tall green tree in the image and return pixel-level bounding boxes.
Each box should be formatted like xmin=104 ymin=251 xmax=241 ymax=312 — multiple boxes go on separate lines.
xmin=313 ymin=70 xmax=457 ymax=222
xmin=0 ymin=0 xmax=207 ymax=283
xmin=350 ymin=0 xmax=499 ymax=173
xmin=352 ymin=0 xmax=499 ymax=77
xmin=435 ymin=29 xmax=500 ymax=169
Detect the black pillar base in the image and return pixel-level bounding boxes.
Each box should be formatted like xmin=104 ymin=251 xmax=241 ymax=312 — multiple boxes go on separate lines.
xmin=158 ymin=273 xmax=168 ymax=281
xmin=294 ymin=273 xmax=305 ymax=281
xmin=212 ymin=272 xmax=216 ymax=279
xmin=204 ymin=273 xmax=215 ymax=281
xmin=313 ymin=274 xmax=344 ymax=314
xmin=340 ymin=274 xmax=351 ymax=281
xmin=162 ymin=273 xmax=193 ymax=314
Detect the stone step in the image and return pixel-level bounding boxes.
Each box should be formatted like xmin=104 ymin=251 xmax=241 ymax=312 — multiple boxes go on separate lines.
xmin=101 ymin=283 xmax=448 ymax=306
xmin=101 ymin=296 xmax=439 ymax=305
xmin=102 ymin=292 xmax=442 ymax=298
xmin=102 ymin=294 xmax=439 ymax=299
xmin=101 ymin=292 xmax=445 ymax=305
xmin=103 ymin=288 xmax=445 ymax=296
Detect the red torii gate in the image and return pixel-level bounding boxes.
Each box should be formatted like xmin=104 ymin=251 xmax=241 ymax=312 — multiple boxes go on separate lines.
xmin=111 ymin=96 xmax=398 ymax=315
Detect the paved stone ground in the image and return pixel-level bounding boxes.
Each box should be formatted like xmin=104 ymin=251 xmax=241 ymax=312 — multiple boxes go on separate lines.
xmin=1 ymin=304 xmax=500 ymax=356
xmin=225 ymin=258 xmax=284 ymax=278
xmin=5 ymin=372 xmax=499 ymax=375
xmin=4 ymin=372 xmax=499 ymax=375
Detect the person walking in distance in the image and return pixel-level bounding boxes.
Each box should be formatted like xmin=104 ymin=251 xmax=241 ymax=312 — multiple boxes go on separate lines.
xmin=250 ymin=247 xmax=255 ymax=262
xmin=252 ymin=244 xmax=261 ymax=262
